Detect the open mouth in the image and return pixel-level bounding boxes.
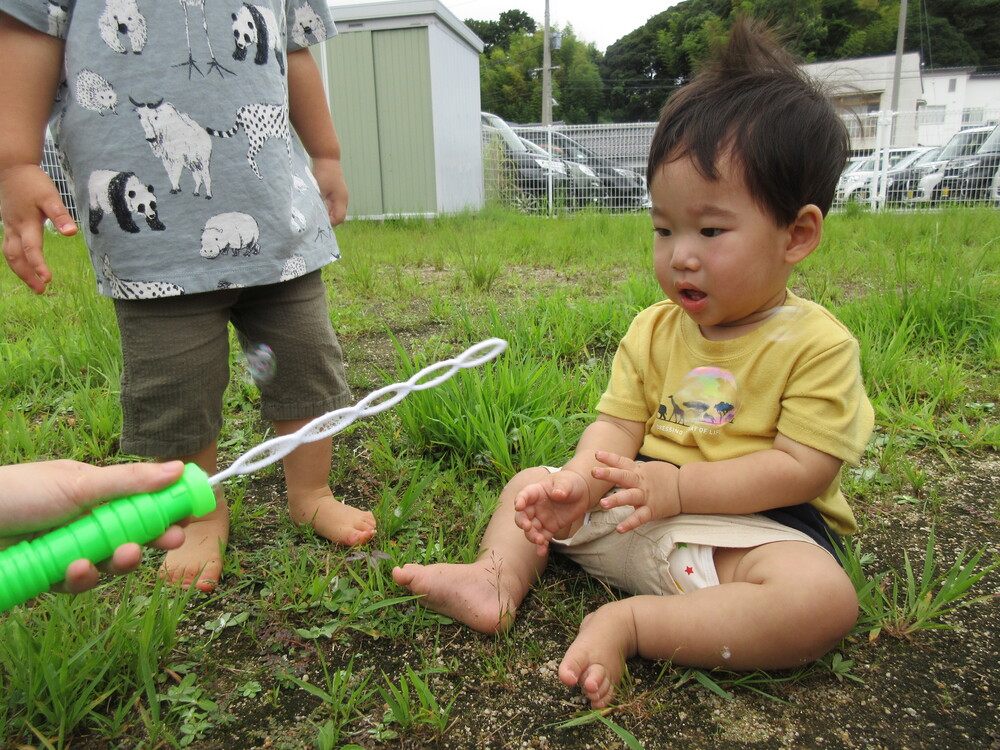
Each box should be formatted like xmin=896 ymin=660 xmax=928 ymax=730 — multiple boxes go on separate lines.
xmin=680 ymin=288 xmax=707 ymax=302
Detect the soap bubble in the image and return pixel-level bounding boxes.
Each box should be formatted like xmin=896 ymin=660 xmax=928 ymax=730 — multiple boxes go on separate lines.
xmin=242 ymin=342 xmax=276 ymax=386
xmin=763 ymin=305 xmax=803 ymax=344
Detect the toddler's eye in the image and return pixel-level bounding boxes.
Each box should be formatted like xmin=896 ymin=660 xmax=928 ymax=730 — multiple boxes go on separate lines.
xmin=654 ymin=228 xmax=671 ymax=238
xmin=701 ymin=227 xmax=724 ymax=238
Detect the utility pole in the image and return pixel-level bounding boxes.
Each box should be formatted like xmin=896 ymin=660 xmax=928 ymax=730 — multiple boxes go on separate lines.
xmin=890 ymin=0 xmax=908 ymax=112
xmin=874 ymin=0 xmax=907 ymax=208
xmin=541 ymin=0 xmax=552 ymax=126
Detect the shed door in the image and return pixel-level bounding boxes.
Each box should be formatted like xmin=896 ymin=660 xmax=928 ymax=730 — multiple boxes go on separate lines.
xmin=326 ymin=28 xmax=435 ymax=217
xmin=373 ymin=29 xmax=435 ymax=214
xmin=326 ymin=30 xmax=383 ymax=216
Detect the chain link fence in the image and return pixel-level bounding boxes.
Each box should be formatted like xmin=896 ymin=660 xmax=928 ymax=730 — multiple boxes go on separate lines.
xmin=482 ymin=113 xmax=653 ymax=214
xmin=41 ymin=135 xmax=80 ymax=223
xmin=485 ymin=109 xmax=1000 ymax=214
xmin=32 ymin=108 xmax=1000 ymax=225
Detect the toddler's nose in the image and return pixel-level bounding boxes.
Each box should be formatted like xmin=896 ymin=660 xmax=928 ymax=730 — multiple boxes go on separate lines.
xmin=671 ymin=241 xmax=700 ymax=271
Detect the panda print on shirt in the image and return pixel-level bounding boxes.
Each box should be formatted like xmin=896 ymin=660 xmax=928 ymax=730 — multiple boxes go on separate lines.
xmin=42 ymin=2 xmax=340 ymax=299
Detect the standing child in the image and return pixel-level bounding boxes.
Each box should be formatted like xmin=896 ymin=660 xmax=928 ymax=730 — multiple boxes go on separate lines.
xmin=393 ymin=18 xmax=874 ymax=708
xmin=0 ymin=1 xmax=375 ymax=591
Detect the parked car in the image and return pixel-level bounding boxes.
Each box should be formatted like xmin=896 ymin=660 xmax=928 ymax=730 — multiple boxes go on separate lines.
xmin=834 ymin=146 xmax=928 ymax=205
xmin=519 ymin=136 xmax=605 ymax=209
xmin=481 ymin=112 xmax=569 ymax=210
xmin=515 ymin=128 xmax=649 ymax=210
xmin=884 ymin=146 xmax=942 ymax=205
xmin=937 ymin=125 xmax=1000 ymax=203
xmin=902 ymin=125 xmax=996 ymax=206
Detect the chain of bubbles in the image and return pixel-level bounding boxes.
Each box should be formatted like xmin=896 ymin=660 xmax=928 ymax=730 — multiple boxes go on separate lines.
xmin=209 ymin=338 xmax=508 ymax=486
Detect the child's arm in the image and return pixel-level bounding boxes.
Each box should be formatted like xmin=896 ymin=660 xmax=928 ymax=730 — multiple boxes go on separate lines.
xmin=514 ymin=414 xmax=646 ymax=550
xmin=287 ymin=48 xmax=348 ymax=226
xmin=595 ymin=433 xmax=842 ymax=532
xmin=0 ymin=12 xmax=77 ymax=294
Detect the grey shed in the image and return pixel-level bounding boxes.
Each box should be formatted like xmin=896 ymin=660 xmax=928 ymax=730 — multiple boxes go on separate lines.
xmin=321 ymin=1 xmax=485 ymax=218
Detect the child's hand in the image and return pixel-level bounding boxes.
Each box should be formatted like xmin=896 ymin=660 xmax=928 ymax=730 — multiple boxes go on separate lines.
xmin=514 ymin=469 xmax=591 ymax=554
xmin=310 ymin=157 xmax=348 ymax=226
xmin=0 ymin=164 xmax=77 ymax=293
xmin=591 ymin=451 xmax=681 ymax=532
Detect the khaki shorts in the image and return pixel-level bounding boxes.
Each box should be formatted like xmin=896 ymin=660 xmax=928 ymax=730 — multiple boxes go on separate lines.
xmin=551 ymin=478 xmax=822 ymax=596
xmin=114 ymin=270 xmax=350 ymax=457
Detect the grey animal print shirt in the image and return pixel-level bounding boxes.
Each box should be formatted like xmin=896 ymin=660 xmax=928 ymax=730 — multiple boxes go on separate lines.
xmin=8 ymin=0 xmax=340 ymax=299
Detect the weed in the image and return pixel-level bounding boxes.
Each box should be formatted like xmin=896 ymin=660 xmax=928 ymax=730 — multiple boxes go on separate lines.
xmin=839 ymin=528 xmax=999 ymax=641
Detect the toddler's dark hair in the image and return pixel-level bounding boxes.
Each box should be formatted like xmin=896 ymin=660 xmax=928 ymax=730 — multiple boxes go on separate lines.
xmin=646 ymin=17 xmax=848 ymax=224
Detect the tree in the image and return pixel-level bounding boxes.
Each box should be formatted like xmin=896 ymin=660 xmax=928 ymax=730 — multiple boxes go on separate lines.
xmin=464 ymin=9 xmax=536 ymax=55
xmin=479 ymin=26 xmax=604 ymax=124
xmin=599 ymin=12 xmax=674 ymax=122
xmin=480 ymin=40 xmax=539 ymax=122
xmin=477 ymin=0 xmax=1000 ymax=124
xmin=915 ymin=0 xmax=998 ymax=68
xmin=550 ymin=29 xmax=605 ymax=123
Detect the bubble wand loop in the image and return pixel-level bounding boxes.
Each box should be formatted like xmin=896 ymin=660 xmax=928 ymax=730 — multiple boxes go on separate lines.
xmin=0 ymin=339 xmax=508 ymax=612
xmin=210 ymin=338 xmax=507 ymax=485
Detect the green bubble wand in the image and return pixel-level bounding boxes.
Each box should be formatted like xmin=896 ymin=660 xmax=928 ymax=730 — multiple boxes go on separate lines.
xmin=0 ymin=339 xmax=507 ymax=612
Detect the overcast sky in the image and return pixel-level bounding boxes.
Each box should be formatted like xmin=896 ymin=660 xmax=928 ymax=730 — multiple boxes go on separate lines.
xmin=332 ymin=1 xmax=684 ymax=53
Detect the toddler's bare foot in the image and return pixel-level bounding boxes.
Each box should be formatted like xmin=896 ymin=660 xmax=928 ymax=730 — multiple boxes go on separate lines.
xmin=160 ymin=501 xmax=228 ymax=592
xmin=559 ymin=604 xmax=634 ymax=708
xmin=289 ymin=489 xmax=375 ymax=546
xmin=392 ymin=558 xmax=522 ymax=634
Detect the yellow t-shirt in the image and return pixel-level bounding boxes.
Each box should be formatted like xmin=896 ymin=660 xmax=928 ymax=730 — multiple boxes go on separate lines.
xmin=596 ymin=292 xmax=874 ymax=535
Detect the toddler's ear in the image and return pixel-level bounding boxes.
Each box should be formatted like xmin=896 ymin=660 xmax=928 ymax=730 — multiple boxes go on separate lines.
xmin=785 ymin=204 xmax=823 ymax=265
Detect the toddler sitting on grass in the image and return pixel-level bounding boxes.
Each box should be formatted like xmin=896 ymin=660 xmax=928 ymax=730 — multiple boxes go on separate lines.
xmin=394 ymin=18 xmax=874 ymax=708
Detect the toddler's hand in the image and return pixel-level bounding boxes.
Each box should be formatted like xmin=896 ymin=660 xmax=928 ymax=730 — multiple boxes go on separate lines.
xmin=514 ymin=469 xmax=591 ymax=555
xmin=0 ymin=164 xmax=77 ymax=293
xmin=310 ymin=157 xmax=348 ymax=226
xmin=591 ymin=451 xmax=681 ymax=532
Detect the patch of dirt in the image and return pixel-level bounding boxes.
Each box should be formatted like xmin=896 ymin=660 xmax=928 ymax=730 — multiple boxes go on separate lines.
xmin=62 ymin=326 xmax=1000 ymax=749
xmin=124 ymin=452 xmax=999 ymax=750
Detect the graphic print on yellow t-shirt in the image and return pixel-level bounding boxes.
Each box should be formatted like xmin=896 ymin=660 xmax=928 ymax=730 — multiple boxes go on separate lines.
xmin=656 ymin=366 xmax=740 ymax=431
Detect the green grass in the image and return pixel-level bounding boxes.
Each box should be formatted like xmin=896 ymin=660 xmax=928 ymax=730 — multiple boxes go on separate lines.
xmin=0 ymin=208 xmax=998 ymax=746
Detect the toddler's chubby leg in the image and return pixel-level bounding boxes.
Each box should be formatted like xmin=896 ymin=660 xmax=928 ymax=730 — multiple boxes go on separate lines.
xmin=159 ymin=442 xmax=228 ymax=592
xmin=392 ymin=466 xmax=553 ymax=634
xmin=560 ymin=540 xmax=858 ymax=708
xmin=276 ymin=420 xmax=375 ymax=546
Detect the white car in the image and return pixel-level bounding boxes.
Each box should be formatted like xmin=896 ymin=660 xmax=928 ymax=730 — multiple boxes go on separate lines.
xmin=834 ymin=147 xmax=926 ymax=206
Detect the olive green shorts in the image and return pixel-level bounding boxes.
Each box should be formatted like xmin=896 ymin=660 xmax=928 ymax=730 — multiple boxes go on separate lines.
xmin=113 ymin=270 xmax=350 ymax=457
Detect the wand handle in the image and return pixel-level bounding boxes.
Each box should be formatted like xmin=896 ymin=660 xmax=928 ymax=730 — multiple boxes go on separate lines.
xmin=0 ymin=463 xmax=216 ymax=612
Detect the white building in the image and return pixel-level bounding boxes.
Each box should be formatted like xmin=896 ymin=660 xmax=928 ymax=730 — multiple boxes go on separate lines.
xmin=802 ymin=53 xmax=1000 ymax=152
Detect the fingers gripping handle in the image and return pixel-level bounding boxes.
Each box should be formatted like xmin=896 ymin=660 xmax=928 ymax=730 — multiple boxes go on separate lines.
xmin=0 ymin=463 xmax=216 ymax=612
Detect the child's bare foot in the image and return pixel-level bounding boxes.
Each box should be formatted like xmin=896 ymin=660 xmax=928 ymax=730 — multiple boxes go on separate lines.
xmin=392 ymin=557 xmax=523 ymax=634
xmin=289 ymin=488 xmax=375 ymax=546
xmin=160 ymin=498 xmax=228 ymax=592
xmin=559 ymin=604 xmax=635 ymax=708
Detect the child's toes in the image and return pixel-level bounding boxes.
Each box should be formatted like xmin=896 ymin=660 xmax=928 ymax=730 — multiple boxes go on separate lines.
xmin=582 ymin=665 xmax=615 ymax=708
xmin=347 ymin=524 xmax=376 ymax=546
xmin=558 ymin=653 xmax=586 ymax=688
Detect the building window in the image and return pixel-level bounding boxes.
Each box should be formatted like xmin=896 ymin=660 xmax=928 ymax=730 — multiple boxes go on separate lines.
xmin=948 ymin=78 xmax=957 ymax=92
xmin=833 ymin=92 xmax=883 ymax=139
xmin=918 ymin=105 xmax=946 ymax=125
xmin=962 ymin=108 xmax=984 ymax=125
